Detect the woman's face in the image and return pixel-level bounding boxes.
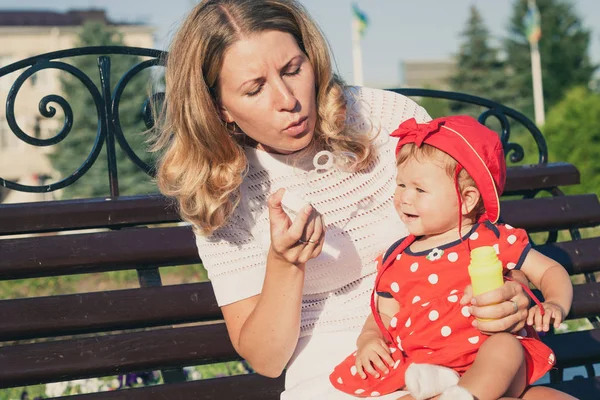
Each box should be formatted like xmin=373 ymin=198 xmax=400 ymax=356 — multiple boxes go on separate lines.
xmin=217 ymin=30 xmax=318 ymax=154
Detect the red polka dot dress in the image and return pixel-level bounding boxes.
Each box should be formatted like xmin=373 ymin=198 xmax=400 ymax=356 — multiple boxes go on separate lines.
xmin=330 ymin=222 xmax=556 ymax=397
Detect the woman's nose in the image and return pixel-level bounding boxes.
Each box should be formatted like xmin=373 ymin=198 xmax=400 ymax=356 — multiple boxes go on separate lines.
xmin=274 ymin=80 xmax=298 ymax=111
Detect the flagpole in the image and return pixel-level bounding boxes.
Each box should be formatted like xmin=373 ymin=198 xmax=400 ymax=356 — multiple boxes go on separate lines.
xmin=527 ymin=0 xmax=545 ymax=125
xmin=351 ymin=17 xmax=364 ymax=86
xmin=530 ymin=41 xmax=545 ymax=125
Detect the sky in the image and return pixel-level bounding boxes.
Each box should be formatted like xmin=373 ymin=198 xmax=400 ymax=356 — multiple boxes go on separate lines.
xmin=1 ymin=0 xmax=600 ymax=88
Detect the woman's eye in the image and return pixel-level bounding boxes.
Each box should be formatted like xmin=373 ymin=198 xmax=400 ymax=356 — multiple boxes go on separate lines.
xmin=247 ymin=85 xmax=263 ymax=97
xmin=285 ymin=67 xmax=301 ymax=76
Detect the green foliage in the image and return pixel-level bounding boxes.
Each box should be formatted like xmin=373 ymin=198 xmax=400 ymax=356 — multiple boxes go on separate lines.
xmin=0 ymin=264 xmax=208 ymax=299
xmin=448 ymin=6 xmax=511 ymax=115
xmin=543 ymin=86 xmax=600 ymax=197
xmin=504 ymin=0 xmax=597 ymax=118
xmin=49 ymin=22 xmax=157 ymax=199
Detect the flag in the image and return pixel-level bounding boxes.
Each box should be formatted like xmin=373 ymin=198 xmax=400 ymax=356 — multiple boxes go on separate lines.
xmin=523 ymin=0 xmax=542 ymax=44
xmin=352 ymin=3 xmax=369 ymax=38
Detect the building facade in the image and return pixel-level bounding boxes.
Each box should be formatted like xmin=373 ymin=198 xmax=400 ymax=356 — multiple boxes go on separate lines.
xmin=399 ymin=59 xmax=456 ymax=89
xmin=0 ymin=9 xmax=154 ymax=203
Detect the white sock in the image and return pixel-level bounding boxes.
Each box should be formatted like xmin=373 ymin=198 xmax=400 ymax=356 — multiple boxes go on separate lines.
xmin=404 ymin=363 xmax=460 ymax=400
xmin=439 ymin=385 xmax=474 ymax=400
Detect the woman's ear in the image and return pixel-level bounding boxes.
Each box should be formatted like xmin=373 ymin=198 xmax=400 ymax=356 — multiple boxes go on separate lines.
xmin=461 ymin=185 xmax=481 ymax=216
xmin=217 ymin=103 xmax=234 ymax=124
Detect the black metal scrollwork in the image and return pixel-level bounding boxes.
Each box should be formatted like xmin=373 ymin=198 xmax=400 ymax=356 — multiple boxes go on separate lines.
xmin=0 ymin=46 xmax=165 ymax=195
xmin=1 ymin=47 xmax=547 ymax=196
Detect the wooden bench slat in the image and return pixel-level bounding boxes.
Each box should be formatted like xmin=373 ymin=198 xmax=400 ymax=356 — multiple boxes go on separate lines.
xmin=542 ymin=376 xmax=600 ymax=400
xmin=536 ymin=237 xmax=600 ymax=275
xmin=2 ymin=195 xmax=600 ymax=280
xmin=533 ymin=282 xmax=600 ymax=321
xmin=2 ymin=278 xmax=597 ymax=342
xmin=0 ymin=226 xmax=199 ymax=280
xmin=542 ymin=329 xmax=600 ymax=369
xmin=504 ymin=162 xmax=580 ymax=194
xmin=501 ymin=194 xmax=600 ymax=232
xmin=0 ymin=324 xmax=235 ymax=389
xmin=568 ymin=283 xmax=600 ymax=320
xmin=0 ymin=282 xmax=220 ymax=341
xmin=0 ymin=163 xmax=580 ymax=236
xmin=54 ymin=374 xmax=285 ymax=400
xmin=0 ymin=194 xmax=179 ymax=236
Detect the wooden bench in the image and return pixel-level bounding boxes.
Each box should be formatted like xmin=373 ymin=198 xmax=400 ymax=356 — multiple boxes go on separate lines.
xmin=1 ymin=48 xmax=600 ymax=399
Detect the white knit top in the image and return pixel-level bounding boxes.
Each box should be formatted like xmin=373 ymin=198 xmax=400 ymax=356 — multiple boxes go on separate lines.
xmin=195 ymin=87 xmax=431 ymax=338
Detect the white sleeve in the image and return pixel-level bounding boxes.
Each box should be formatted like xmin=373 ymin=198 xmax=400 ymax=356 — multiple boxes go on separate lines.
xmin=194 ymin=212 xmax=268 ymax=307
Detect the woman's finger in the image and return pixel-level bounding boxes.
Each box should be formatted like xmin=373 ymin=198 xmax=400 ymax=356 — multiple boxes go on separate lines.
xmin=460 ymin=284 xmax=473 ymax=305
xmin=471 ymin=299 xmax=519 ymax=320
xmin=307 ymin=212 xmax=323 ymax=242
xmin=310 ymin=215 xmax=326 ymax=258
xmin=506 ymin=269 xmax=528 ymax=286
xmin=302 ymin=209 xmax=316 ymax=242
xmin=474 ymin=308 xmax=527 ymax=334
xmin=527 ymin=307 xmax=535 ymax=326
xmin=287 ymin=204 xmax=314 ymax=240
xmin=267 ymin=188 xmax=290 ymax=232
xmin=473 ymin=280 xmax=522 ymax=307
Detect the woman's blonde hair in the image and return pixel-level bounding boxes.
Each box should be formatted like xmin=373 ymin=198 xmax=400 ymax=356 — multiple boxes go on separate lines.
xmin=153 ymin=0 xmax=376 ymax=235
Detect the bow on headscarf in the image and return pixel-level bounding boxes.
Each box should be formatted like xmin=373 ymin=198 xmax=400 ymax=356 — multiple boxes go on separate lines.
xmin=390 ymin=118 xmax=444 ymax=154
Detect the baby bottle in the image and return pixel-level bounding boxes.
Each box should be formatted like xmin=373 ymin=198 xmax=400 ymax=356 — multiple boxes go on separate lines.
xmin=468 ymin=246 xmax=504 ymax=320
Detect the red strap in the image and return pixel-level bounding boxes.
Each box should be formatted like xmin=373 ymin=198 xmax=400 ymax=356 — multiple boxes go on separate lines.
xmin=504 ymin=276 xmax=545 ymax=316
xmin=454 ymin=165 xmax=464 ymax=241
xmin=370 ymin=235 xmax=416 ymax=344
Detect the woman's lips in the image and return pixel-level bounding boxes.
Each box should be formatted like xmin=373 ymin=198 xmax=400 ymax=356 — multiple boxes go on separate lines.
xmin=283 ymin=117 xmax=308 ymax=136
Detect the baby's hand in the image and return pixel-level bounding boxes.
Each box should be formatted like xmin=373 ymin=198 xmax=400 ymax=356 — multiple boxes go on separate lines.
xmin=527 ymin=301 xmax=566 ymax=332
xmin=355 ymin=335 xmax=395 ymax=379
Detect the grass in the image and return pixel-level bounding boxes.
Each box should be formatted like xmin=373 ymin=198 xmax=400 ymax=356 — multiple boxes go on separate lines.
xmin=0 ymin=263 xmax=208 ymax=299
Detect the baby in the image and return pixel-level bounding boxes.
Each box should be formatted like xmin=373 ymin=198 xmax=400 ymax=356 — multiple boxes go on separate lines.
xmin=330 ymin=116 xmax=573 ymax=400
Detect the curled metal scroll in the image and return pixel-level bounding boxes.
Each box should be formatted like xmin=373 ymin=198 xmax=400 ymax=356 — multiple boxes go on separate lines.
xmin=112 ymin=57 xmax=165 ymax=177
xmin=2 ymin=60 xmax=105 ymax=193
xmin=0 ymin=46 xmax=166 ymax=193
xmin=1 ymin=48 xmax=548 ymax=194
xmin=390 ymin=88 xmax=548 ymax=164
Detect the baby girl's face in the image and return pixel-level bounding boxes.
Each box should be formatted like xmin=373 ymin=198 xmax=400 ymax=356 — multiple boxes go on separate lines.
xmin=393 ymin=156 xmax=460 ymax=237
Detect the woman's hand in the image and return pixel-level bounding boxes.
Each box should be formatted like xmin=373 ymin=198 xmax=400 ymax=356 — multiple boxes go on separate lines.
xmin=267 ymin=188 xmax=325 ymax=265
xmin=460 ymin=269 xmax=530 ymax=334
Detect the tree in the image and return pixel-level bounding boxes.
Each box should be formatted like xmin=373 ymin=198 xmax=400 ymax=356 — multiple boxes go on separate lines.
xmin=50 ymin=22 xmax=156 ymax=198
xmin=448 ymin=6 xmax=510 ymax=116
xmin=543 ymin=86 xmax=600 ymax=197
xmin=504 ymin=0 xmax=597 ymax=119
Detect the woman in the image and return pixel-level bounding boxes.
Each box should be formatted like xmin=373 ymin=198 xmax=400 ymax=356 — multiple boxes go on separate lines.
xmin=154 ymin=1 xmax=555 ymax=398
